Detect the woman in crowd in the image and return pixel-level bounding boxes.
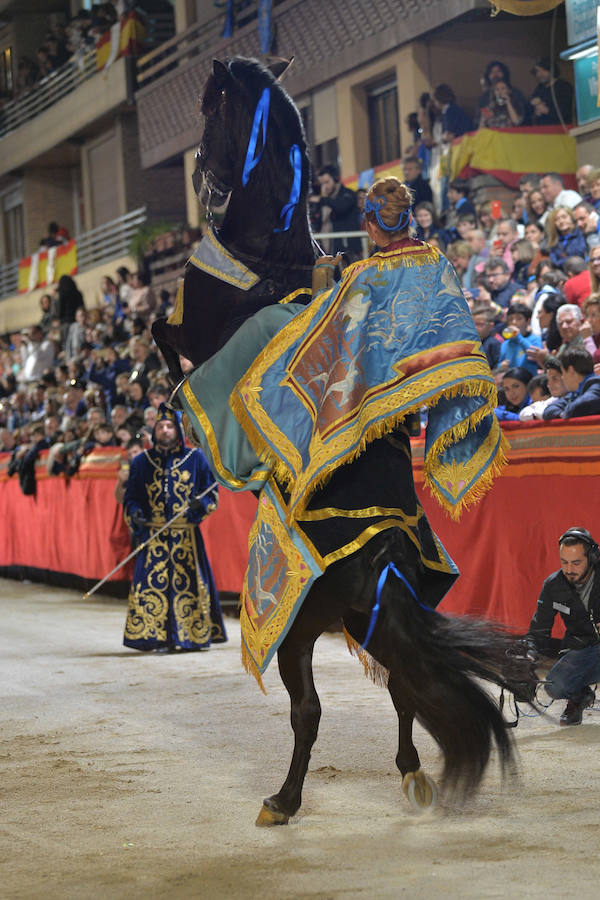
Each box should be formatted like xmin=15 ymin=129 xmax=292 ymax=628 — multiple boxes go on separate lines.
xmin=526 ymin=189 xmax=549 ymax=226
xmin=536 ymin=292 xmax=566 ymax=353
xmin=581 ymin=294 xmax=600 ymax=364
xmin=588 ymin=244 xmax=600 ymax=294
xmin=510 ymin=239 xmax=536 ymax=287
xmin=546 ymin=206 xmax=587 ymax=269
xmin=495 ymin=366 xmax=532 ymax=421
xmin=413 ymin=201 xmax=447 ymax=247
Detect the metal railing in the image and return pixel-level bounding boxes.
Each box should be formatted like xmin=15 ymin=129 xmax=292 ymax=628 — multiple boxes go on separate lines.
xmin=76 ymin=206 xmax=147 ymax=272
xmin=0 ymin=206 xmax=147 ymax=301
xmin=0 ymin=13 xmax=174 ymax=140
xmin=136 ymin=0 xmax=283 ymax=88
xmin=0 ymin=52 xmax=98 ymax=139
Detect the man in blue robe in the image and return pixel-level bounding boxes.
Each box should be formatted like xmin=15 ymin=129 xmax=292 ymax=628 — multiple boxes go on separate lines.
xmin=123 ymin=404 xmax=227 ymax=652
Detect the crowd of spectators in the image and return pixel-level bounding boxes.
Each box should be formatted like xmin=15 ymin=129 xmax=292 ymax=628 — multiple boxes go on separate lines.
xmin=0 ymin=267 xmax=174 ymax=496
xmin=13 ymin=4 xmax=121 ymax=99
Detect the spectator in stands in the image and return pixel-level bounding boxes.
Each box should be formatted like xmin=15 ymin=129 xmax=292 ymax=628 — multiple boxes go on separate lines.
xmin=519 ymin=359 xmax=566 ymax=419
xmin=431 ymin=83 xmax=473 ymax=140
xmin=519 ymin=174 xmax=541 ymax=204
xmin=464 ymin=229 xmax=489 ymax=289
xmin=581 ymin=295 xmax=600 ymax=363
xmin=495 ymin=366 xmax=532 ymax=421
xmin=542 ymin=348 xmax=600 ymax=419
xmin=413 ymin=202 xmax=447 ymax=247
xmin=528 ymin=58 xmax=573 ymax=125
xmin=477 ymin=60 xmax=527 ymax=129
xmin=45 ymin=221 xmax=70 ymax=247
xmin=562 ymin=256 xmax=591 ymax=308
xmin=14 ymin=57 xmax=39 ymax=96
xmin=128 ymin=336 xmax=160 ymax=382
xmin=540 ymin=173 xmax=582 ymax=214
xmin=116 ymin=266 xmax=132 ymax=307
xmin=310 ymin=164 xmax=362 ymax=258
xmin=498 ymin=301 xmax=542 ymax=376
xmin=584 ymin=168 xmax=600 ymax=213
xmin=524 ymin=219 xmax=547 ymax=256
xmin=446 ymin=179 xmax=475 ymax=229
xmin=526 ymin=189 xmax=550 ymax=226
xmin=472 ymin=305 xmax=501 ymax=369
xmin=576 ymin=164 xmax=594 ymax=201
xmin=56 ymin=275 xmax=85 ymax=339
xmin=447 ymin=241 xmax=473 ymax=287
xmin=60 ymin=379 xmax=87 ymax=430
xmin=546 ymin=207 xmax=587 ymax=269
xmin=126 ymin=376 xmax=150 ymax=411
xmin=88 ymin=345 xmax=131 ymax=406
xmin=492 ymin=218 xmax=520 ymax=272
xmin=475 ymin=201 xmax=499 ymax=237
xmin=573 ymin=201 xmax=600 ymax=251
xmin=18 ymin=326 xmax=55 ymax=385
xmin=510 ymin=239 xmax=537 ymax=287
xmin=39 ymin=294 xmax=55 ymax=335
xmin=589 ymin=244 xmax=600 ymax=294
xmin=402 ymin=157 xmax=432 ymax=206
xmin=529 ymin=288 xmax=566 ymax=354
xmin=115 ymin=435 xmax=146 ymax=505
xmin=147 ymin=384 xmax=170 ymax=408
xmin=127 ymin=271 xmax=157 ymax=321
xmin=484 ymin=257 xmax=520 ymax=308
xmin=65 ymin=307 xmax=89 ymax=363
xmin=511 ymin=195 xmax=526 ymax=225
xmin=554 ymin=304 xmax=586 ymax=358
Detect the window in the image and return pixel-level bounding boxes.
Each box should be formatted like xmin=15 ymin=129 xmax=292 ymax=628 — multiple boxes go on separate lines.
xmin=2 ymin=185 xmax=24 ymax=263
xmin=0 ymin=46 xmax=12 ymax=96
xmin=367 ymin=79 xmax=400 ymax=167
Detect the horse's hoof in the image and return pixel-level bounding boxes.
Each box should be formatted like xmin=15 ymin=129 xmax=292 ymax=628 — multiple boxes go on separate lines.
xmin=255 ymin=800 xmax=289 ymax=827
xmin=402 ymin=769 xmax=438 ymax=812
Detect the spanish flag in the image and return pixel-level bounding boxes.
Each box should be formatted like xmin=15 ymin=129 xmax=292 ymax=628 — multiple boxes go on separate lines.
xmin=449 ymin=126 xmax=578 ymax=191
xmin=96 ymin=12 xmax=147 ymax=71
xmin=18 ymin=239 xmax=78 ymax=293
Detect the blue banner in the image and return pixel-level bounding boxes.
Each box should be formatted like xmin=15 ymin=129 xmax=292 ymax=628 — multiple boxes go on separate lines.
xmin=258 ymin=0 xmax=273 ymax=55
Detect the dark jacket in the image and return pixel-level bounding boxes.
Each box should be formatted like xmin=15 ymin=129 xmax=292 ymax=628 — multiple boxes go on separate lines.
xmin=441 ymin=103 xmax=473 ymax=138
xmin=480 ymin=333 xmax=501 ymax=370
xmin=491 ymin=279 xmax=521 ymax=309
xmin=406 ymin=174 xmax=433 ymax=207
xmin=542 ymin=374 xmax=600 ymax=420
xmin=527 ymin=567 xmax=600 ymax=653
xmin=548 ymin=229 xmax=588 ymax=269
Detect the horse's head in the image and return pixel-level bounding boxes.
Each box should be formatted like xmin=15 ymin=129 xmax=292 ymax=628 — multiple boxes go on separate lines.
xmin=194 ymin=57 xmax=308 ymax=236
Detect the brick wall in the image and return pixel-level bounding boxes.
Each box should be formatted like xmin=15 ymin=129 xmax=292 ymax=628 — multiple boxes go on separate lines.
xmin=23 ymin=167 xmax=74 ymax=256
xmin=119 ymin=112 xmax=186 ymax=224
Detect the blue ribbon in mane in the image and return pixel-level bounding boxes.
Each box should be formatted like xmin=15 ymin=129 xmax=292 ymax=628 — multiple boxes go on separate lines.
xmin=274 ymin=143 xmax=302 ymax=233
xmin=242 ymin=88 xmax=270 ymax=187
xmin=360 ymin=562 xmax=433 ymax=653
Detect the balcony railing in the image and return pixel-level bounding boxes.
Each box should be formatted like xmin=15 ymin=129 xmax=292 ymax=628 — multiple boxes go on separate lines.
xmin=0 ymin=52 xmax=98 ymax=139
xmin=0 ymin=206 xmax=147 ymax=301
xmin=0 ymin=12 xmax=174 ymax=141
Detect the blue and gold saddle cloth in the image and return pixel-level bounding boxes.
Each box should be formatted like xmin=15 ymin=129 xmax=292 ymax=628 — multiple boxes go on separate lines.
xmin=178 ymin=241 xmax=507 ymax=687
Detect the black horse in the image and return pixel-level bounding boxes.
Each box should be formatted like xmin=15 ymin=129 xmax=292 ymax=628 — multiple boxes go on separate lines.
xmin=152 ymin=56 xmax=318 ymax=378
xmin=159 ymin=57 xmax=536 ymax=826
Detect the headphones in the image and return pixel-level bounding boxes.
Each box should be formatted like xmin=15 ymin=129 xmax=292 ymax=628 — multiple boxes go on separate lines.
xmin=559 ymin=528 xmax=600 ymax=567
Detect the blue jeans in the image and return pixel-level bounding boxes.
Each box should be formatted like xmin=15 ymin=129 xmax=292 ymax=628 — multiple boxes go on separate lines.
xmin=545 ymin=645 xmax=600 ymax=700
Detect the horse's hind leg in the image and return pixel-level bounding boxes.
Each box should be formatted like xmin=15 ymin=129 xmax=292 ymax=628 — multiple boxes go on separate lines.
xmin=256 ymin=634 xmax=320 ymax=826
xmin=387 ymin=671 xmax=438 ymax=811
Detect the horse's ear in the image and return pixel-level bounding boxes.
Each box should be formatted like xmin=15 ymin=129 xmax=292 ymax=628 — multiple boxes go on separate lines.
xmin=266 ymin=57 xmax=294 ymax=81
xmin=212 ymin=59 xmax=229 ymax=86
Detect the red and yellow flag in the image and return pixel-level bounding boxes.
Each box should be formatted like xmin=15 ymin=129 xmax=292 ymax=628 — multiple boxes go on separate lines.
xmin=18 ymin=239 xmax=78 ymax=293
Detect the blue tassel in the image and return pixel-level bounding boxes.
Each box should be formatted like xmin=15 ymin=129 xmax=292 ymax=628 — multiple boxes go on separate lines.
xmin=274 ymin=144 xmax=302 ymax=233
xmin=242 ymin=88 xmax=270 ymax=187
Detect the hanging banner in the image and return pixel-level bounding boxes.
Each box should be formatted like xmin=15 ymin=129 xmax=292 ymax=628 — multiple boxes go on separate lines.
xmin=96 ymin=12 xmax=147 ymax=71
xmin=18 ymin=240 xmax=78 ymax=293
xmin=258 ymin=0 xmax=273 ymax=54
xmin=448 ymin=126 xmax=577 ymax=190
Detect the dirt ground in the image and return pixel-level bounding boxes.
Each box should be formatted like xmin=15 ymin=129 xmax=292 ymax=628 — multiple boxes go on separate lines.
xmin=2 ymin=578 xmax=600 ymax=899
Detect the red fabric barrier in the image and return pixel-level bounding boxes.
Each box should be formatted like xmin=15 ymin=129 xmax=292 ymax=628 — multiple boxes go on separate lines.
xmin=1 ymin=418 xmax=598 ymax=622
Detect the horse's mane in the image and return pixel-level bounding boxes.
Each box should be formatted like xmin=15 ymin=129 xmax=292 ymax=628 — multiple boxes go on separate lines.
xmin=203 ymin=57 xmax=314 ymax=265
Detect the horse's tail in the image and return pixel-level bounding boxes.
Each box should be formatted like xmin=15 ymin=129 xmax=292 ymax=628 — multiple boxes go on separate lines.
xmin=370 ymin=580 xmax=536 ymax=799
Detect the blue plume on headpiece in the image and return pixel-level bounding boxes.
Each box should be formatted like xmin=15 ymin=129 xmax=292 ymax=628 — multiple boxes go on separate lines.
xmin=364 ymin=195 xmax=412 ymax=233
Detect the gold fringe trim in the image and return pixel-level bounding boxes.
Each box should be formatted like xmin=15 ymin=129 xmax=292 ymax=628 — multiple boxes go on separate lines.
xmin=343 ymin=628 xmax=389 ymax=689
xmin=241 ymin=639 xmax=267 ymax=694
xmin=231 ymin=369 xmax=504 ymax=527
xmin=338 ymin=243 xmax=440 ymax=286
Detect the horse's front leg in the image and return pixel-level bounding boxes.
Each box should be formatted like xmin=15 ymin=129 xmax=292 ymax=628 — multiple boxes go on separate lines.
xmin=256 ymin=635 xmax=321 ymax=826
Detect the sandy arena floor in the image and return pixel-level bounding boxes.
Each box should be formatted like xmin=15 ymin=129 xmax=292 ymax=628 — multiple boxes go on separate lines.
xmin=2 ymin=577 xmax=600 ymax=899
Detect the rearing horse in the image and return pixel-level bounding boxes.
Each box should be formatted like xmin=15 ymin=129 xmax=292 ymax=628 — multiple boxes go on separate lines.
xmin=156 ymin=57 xmax=536 ymax=826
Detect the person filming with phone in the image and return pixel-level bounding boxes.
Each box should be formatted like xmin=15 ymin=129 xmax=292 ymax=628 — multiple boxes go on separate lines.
xmin=526 ymin=528 xmax=600 ymax=726
xmin=477 ymin=60 xmax=526 ymax=129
